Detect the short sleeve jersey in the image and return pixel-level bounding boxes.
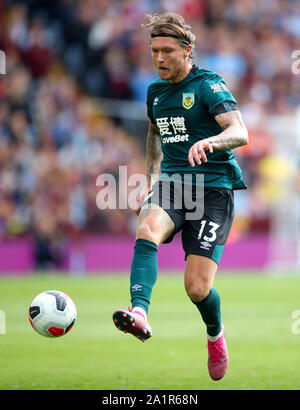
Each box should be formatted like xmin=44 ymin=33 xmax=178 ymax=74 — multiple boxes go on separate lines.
xmin=146 ymin=66 xmax=246 ymax=190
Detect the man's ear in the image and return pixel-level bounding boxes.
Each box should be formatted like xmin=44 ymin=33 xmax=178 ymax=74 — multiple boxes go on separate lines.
xmin=185 ymin=44 xmax=192 ymax=59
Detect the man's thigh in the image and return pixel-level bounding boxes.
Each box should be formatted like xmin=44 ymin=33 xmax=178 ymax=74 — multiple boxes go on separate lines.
xmin=141 ymin=179 xmax=186 ymax=244
xmin=182 ymin=188 xmax=234 ymax=265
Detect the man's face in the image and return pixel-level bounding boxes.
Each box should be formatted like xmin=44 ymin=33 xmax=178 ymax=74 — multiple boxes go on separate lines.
xmin=150 ymin=36 xmax=191 ymax=83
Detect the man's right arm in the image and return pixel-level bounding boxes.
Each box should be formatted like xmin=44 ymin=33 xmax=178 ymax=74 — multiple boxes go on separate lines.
xmin=145 ymin=121 xmax=162 ymax=189
xmin=135 ymin=121 xmax=162 ymax=215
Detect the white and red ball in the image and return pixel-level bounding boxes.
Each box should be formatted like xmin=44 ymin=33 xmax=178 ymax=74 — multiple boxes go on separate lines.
xmin=29 ymin=290 xmax=77 ymax=337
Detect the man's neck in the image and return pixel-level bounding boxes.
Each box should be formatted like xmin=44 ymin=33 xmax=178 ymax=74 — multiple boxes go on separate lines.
xmin=169 ymin=62 xmax=193 ymax=84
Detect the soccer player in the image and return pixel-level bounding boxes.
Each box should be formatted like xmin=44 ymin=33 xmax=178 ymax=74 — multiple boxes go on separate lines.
xmin=113 ymin=13 xmax=248 ymax=381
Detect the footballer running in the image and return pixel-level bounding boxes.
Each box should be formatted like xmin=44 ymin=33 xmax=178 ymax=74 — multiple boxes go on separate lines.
xmin=113 ymin=12 xmax=248 ymax=381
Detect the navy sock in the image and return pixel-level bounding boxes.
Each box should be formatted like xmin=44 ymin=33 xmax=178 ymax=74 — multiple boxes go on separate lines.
xmin=192 ymin=288 xmax=222 ymax=337
xmin=130 ymin=239 xmax=158 ymax=314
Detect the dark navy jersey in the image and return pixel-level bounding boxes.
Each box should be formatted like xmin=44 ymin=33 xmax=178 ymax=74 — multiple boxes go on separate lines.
xmin=146 ymin=66 xmax=246 ymax=190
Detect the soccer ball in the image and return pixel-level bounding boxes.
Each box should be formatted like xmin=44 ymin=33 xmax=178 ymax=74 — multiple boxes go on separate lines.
xmin=28 ymin=290 xmax=77 ymax=337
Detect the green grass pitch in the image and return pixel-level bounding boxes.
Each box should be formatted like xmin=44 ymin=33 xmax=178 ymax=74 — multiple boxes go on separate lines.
xmin=0 ymin=272 xmax=299 ymax=390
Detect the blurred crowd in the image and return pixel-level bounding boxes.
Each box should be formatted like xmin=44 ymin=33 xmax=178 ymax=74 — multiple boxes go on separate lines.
xmin=0 ymin=0 xmax=299 ymax=267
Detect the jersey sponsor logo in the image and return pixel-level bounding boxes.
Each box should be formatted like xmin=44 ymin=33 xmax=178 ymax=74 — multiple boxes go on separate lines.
xmin=162 ymin=134 xmax=189 ymax=144
xmin=182 ymin=92 xmax=195 ymax=109
xmin=153 ymin=97 xmax=159 ymax=105
xmin=156 ymin=116 xmax=189 ymax=143
xmin=156 ymin=116 xmax=187 ymax=135
xmin=210 ymin=82 xmax=229 ymax=93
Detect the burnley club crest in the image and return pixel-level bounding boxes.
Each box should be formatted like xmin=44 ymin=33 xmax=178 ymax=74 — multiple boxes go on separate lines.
xmin=182 ymin=93 xmax=195 ymax=110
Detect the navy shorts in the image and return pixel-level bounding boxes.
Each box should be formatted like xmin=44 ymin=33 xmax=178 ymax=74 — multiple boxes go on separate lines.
xmin=142 ymin=180 xmax=234 ymax=264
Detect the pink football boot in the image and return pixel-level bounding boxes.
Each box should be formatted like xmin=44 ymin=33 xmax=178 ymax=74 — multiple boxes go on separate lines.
xmin=113 ymin=307 xmax=152 ymax=342
xmin=207 ymin=325 xmax=229 ymax=380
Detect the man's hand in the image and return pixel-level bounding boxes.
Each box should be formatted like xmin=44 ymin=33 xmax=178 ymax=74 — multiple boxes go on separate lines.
xmin=188 ymin=139 xmax=213 ymax=167
xmin=134 ymin=182 xmax=152 ymax=216
xmin=188 ymin=110 xmax=248 ymax=167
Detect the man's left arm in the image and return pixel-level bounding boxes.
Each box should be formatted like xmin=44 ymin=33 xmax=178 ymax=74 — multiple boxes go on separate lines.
xmin=188 ymin=110 xmax=248 ymax=167
xmin=208 ymin=109 xmax=248 ymax=151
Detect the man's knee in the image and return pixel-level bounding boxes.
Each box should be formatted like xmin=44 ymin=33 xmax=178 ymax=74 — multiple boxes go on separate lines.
xmin=137 ymin=223 xmax=155 ymax=242
xmin=136 ymin=216 xmax=162 ymax=244
xmin=185 ymin=277 xmax=211 ymax=303
xmin=184 ymin=255 xmax=217 ymax=302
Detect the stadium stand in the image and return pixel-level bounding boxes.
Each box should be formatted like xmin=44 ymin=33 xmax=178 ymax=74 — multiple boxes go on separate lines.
xmin=0 ymin=0 xmax=299 ymax=268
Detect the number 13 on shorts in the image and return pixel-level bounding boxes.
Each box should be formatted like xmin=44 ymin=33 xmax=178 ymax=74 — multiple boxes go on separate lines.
xmin=198 ymin=220 xmax=220 ymax=243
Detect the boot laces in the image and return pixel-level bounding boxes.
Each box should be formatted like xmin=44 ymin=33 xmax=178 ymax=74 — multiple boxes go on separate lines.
xmin=208 ymin=337 xmax=224 ymax=363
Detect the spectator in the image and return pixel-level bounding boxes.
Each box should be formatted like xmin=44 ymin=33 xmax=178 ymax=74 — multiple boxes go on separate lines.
xmin=0 ymin=0 xmax=298 ymax=267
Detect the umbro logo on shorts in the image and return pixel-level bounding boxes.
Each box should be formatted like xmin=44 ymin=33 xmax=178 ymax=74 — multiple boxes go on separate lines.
xmin=200 ymin=241 xmax=211 ymax=251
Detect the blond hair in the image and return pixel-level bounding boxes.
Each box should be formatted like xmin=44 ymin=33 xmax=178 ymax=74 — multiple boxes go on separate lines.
xmin=142 ymin=12 xmax=196 ymax=57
